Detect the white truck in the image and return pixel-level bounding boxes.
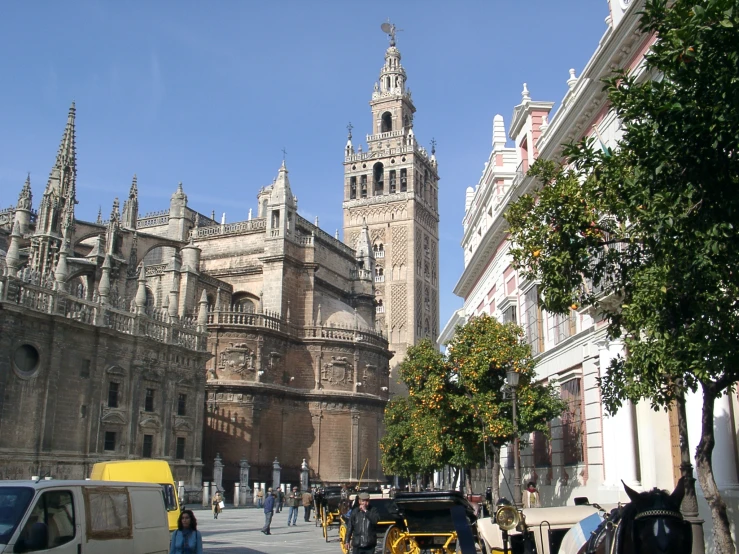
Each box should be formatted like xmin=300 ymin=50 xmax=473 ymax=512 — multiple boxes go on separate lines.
xmin=0 ymin=480 xmax=170 ymax=554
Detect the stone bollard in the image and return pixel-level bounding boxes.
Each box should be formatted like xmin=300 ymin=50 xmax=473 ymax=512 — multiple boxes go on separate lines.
xmin=234 ymin=482 xmax=240 ymax=507
xmin=272 ymin=458 xmax=282 ymax=491
xmin=239 ymin=458 xmax=251 ymax=505
xmin=178 ymin=481 xmax=185 ymax=506
xmin=301 ymin=458 xmax=310 ymax=491
xmin=202 ymin=482 xmax=210 ymax=507
xmin=213 ymin=454 xmax=224 ymax=493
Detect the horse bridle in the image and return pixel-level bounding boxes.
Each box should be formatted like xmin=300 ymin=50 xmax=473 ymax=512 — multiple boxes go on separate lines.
xmin=633 ymin=509 xmax=684 ymax=521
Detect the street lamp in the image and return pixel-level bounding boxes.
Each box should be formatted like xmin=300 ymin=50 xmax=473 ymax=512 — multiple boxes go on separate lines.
xmin=506 ymin=367 xmax=523 ymax=508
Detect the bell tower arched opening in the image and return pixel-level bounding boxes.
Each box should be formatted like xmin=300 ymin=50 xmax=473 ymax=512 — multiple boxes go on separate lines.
xmin=373 ymin=162 xmax=384 ymax=195
xmin=381 ymin=112 xmax=393 ymax=133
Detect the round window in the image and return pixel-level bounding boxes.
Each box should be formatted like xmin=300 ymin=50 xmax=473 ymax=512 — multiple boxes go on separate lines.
xmin=13 ymin=344 xmax=40 ymax=377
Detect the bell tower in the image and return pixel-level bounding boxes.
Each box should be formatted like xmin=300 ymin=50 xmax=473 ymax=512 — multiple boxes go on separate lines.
xmin=342 ymin=22 xmax=440 ymax=396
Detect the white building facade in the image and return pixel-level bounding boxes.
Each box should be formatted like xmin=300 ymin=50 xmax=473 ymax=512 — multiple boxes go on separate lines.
xmin=440 ymin=1 xmax=738 ymax=549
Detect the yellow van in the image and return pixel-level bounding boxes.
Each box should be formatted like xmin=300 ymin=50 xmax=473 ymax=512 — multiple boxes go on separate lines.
xmin=90 ymin=460 xmax=180 ymax=531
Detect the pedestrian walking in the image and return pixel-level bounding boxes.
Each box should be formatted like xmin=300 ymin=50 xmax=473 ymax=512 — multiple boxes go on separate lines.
xmin=302 ymin=488 xmax=313 ymax=522
xmin=276 ymin=488 xmax=284 ymax=513
xmin=287 ymin=486 xmax=300 ymax=526
xmin=256 ymin=486 xmax=264 ymax=509
xmin=261 ymin=488 xmax=275 ymax=535
xmin=212 ymin=491 xmax=223 ymax=519
xmin=170 ymin=509 xmax=203 ymax=554
xmin=344 ymin=492 xmax=379 ymax=554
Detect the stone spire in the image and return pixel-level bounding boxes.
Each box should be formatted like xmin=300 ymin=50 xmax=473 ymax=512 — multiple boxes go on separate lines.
xmin=376 ymin=23 xmax=408 ymax=97
xmin=55 ymin=102 xmax=77 ymax=174
xmin=33 ymin=103 xmax=78 ymax=276
xmin=97 ymin=255 xmax=112 ymax=303
xmin=354 ymin=218 xmax=375 ymax=278
xmin=197 ymin=289 xmax=209 ymax=331
xmin=54 ymin=236 xmax=70 ymax=290
xmin=269 ymin=160 xmax=295 ymax=207
xmin=14 ymin=174 xmax=34 ymax=235
xmin=96 ymin=206 xmax=103 ymax=225
xmin=17 ymin=174 xmax=32 ymax=211
xmin=135 ymin=261 xmax=148 ymax=313
xmin=5 ymin=221 xmax=22 ymax=277
xmin=345 ymin=122 xmax=354 ymax=156
xmin=122 ymin=174 xmax=138 ymax=229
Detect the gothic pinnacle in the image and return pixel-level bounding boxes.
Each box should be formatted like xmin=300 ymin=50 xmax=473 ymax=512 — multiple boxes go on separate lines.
xmin=55 ymin=102 xmax=77 ymax=171
xmin=17 ymin=173 xmax=33 ymax=210
xmin=130 ymin=174 xmax=138 ymax=199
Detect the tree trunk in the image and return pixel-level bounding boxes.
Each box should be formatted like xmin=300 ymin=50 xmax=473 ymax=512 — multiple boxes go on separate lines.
xmin=694 ymin=384 xmax=736 ymax=554
xmin=492 ymin=446 xmax=502 ymax=503
xmin=675 ymin=391 xmax=705 ymax=554
xmin=452 ymin=467 xmax=460 ymax=491
xmin=464 ymin=467 xmax=473 ymax=495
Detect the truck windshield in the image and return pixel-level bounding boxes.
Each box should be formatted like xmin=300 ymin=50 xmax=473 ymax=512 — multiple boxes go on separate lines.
xmin=0 ymin=487 xmax=34 ymax=544
xmin=161 ymin=484 xmax=178 ymax=511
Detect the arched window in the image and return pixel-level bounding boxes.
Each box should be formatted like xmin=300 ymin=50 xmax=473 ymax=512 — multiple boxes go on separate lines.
xmin=381 ymin=112 xmax=393 ymax=133
xmin=373 ymin=163 xmax=384 ymax=195
xmin=232 ymin=293 xmax=257 ymax=313
xmin=350 ymin=176 xmax=357 ymax=199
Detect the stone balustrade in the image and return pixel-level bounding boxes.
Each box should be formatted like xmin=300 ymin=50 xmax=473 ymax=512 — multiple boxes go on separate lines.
xmin=191 ymin=218 xmax=267 ymax=239
xmin=207 ymin=307 xmax=387 ymax=347
xmin=295 ymin=215 xmax=355 ymax=257
xmin=0 ymin=271 xmax=207 ymax=351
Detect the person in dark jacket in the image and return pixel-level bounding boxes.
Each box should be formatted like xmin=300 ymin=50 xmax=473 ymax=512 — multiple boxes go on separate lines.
xmin=261 ymin=488 xmax=276 ymax=535
xmin=344 ymin=492 xmax=379 ymax=554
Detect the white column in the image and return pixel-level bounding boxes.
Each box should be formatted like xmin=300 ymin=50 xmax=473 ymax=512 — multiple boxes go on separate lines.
xmin=234 ymin=482 xmax=240 ymax=507
xmin=599 ymin=340 xmax=640 ymax=488
xmin=687 ymin=389 xmax=739 ymax=490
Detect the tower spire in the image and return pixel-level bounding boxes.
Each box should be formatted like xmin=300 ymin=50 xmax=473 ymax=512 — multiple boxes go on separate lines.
xmin=122 ymin=174 xmax=139 ymax=229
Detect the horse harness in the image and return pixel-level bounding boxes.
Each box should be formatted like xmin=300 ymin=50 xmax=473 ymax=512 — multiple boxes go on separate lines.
xmin=584 ymin=506 xmax=685 ymax=554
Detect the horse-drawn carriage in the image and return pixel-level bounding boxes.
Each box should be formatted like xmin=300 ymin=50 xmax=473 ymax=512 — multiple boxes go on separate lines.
xmin=380 ymin=490 xmax=480 ymax=554
xmin=314 ymin=486 xmax=351 ymax=542
xmin=337 ymin=489 xmax=397 ymax=554
xmin=477 ymin=479 xmax=692 ymax=554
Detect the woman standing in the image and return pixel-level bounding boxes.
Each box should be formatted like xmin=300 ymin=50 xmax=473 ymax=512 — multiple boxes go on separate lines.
xmin=170 ymin=510 xmax=203 ymax=554
xmin=212 ymin=491 xmax=223 ymax=519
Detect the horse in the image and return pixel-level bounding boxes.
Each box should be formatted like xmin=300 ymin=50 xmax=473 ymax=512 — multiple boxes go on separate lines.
xmin=569 ymin=477 xmax=693 ymax=554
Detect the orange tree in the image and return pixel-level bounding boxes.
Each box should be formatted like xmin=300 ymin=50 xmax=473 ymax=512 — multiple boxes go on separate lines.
xmin=380 ymin=340 xmax=448 ymax=479
xmin=381 ymin=320 xmax=564 ymax=496
xmin=446 ymin=314 xmax=565 ymax=498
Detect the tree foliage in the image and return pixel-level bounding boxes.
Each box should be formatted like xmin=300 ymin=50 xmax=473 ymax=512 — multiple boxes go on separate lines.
xmin=381 ymin=319 xmax=565 ymax=485
xmin=505 ymin=1 xmax=739 ymax=551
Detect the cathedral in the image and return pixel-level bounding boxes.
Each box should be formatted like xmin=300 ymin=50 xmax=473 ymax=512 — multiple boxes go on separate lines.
xmin=0 ymin=27 xmax=439 ymax=492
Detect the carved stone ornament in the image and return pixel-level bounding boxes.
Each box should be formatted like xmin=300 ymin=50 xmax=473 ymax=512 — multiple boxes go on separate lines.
xmin=321 ymin=356 xmax=353 ymax=385
xmin=362 ymin=364 xmax=377 ymax=387
xmin=219 ymin=343 xmax=255 ymax=374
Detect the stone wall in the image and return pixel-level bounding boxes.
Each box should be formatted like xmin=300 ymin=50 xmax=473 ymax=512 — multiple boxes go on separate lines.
xmin=0 ymin=270 xmax=209 ymax=485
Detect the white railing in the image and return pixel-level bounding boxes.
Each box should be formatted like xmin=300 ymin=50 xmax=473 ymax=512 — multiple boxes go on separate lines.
xmin=374 ymin=275 xmax=385 ymax=283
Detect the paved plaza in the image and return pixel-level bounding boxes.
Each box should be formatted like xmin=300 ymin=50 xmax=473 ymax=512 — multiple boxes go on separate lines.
xmin=193 ymin=507 xmax=347 ymax=554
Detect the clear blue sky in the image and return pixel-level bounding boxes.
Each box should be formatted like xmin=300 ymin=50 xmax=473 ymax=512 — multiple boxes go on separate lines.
xmin=0 ymin=0 xmax=608 ymax=328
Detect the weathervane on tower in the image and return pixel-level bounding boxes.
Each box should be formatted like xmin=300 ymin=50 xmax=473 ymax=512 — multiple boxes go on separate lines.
xmin=381 ymin=19 xmax=402 ymax=47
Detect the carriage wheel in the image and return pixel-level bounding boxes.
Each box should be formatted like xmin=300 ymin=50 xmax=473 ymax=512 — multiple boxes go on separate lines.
xmin=383 ymin=525 xmax=415 ymax=554
xmin=339 ymin=523 xmax=349 ymax=554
